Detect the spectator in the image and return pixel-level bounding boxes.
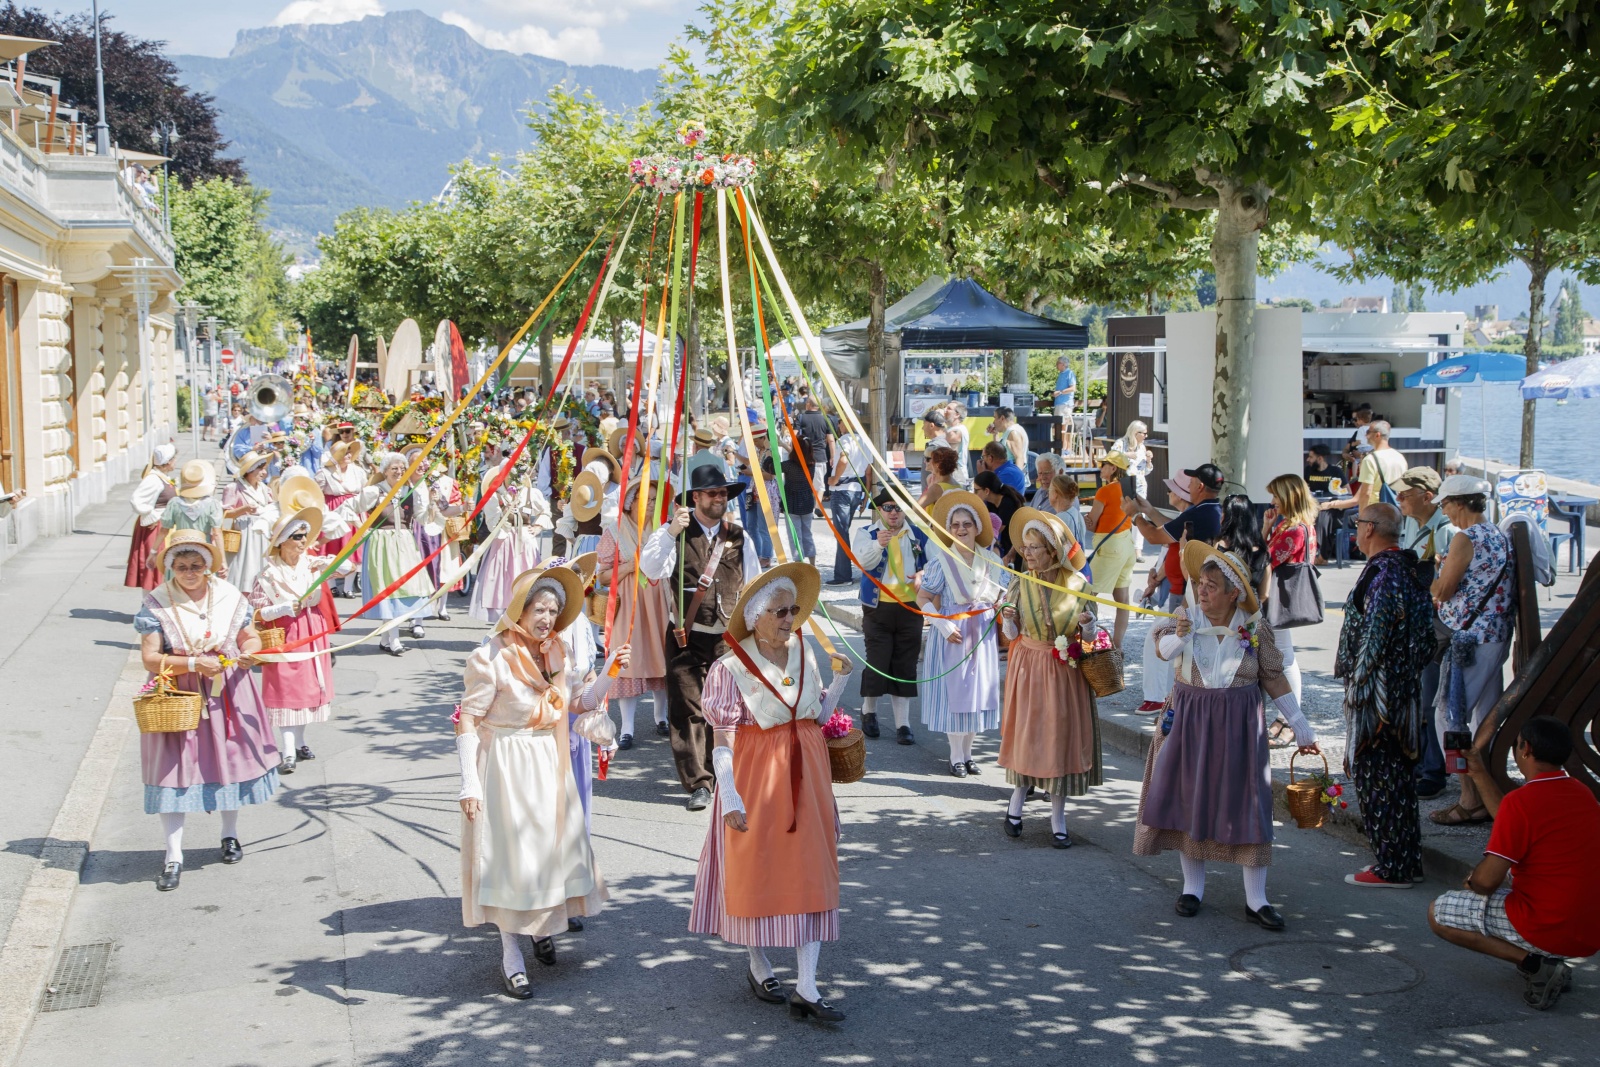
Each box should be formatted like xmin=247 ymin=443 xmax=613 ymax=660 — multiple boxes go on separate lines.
xmin=1136 ymin=472 xmax=1195 ymax=613
xmin=919 ymin=447 xmax=961 ymax=510
xmin=979 ymin=441 xmax=1026 ymax=495
xmin=1031 ymin=453 xmax=1060 ymax=510
xmin=1048 ymin=473 xmax=1087 ymax=548
xmin=1340 ymin=404 xmax=1376 ymax=473
xmin=1429 ymin=475 xmax=1515 ymax=827
xmin=1109 ymin=420 xmax=1153 ymax=502
xmin=1303 ymin=444 xmax=1337 ymax=495
xmin=1216 ymin=493 xmax=1268 ymax=591
xmin=1052 ymin=355 xmax=1078 ymax=437
xmin=1129 ymin=462 xmax=1225 ymax=552
xmin=826 ymin=427 xmax=874 ymax=585
xmin=1262 ymin=473 xmax=1320 ymax=706
xmin=1325 ymin=419 xmax=1407 ymax=516
xmin=1335 ymin=503 xmax=1437 ymax=887
xmin=781 ymin=448 xmax=816 ymax=564
xmin=1083 ymin=451 xmax=1136 ymax=648
xmin=795 ymin=394 xmax=834 ymax=514
xmin=1431 ymin=717 xmax=1600 ymax=1010
xmin=973 ymin=470 xmax=1028 ymax=566
xmin=201 ymin=388 xmax=219 ymax=442
xmin=921 ymin=409 xmax=949 ymax=458
xmin=990 ymin=406 xmax=1030 ymax=470
xmin=1396 ymin=465 xmax=1455 ymax=798
xmin=943 ymin=401 xmax=972 ymax=486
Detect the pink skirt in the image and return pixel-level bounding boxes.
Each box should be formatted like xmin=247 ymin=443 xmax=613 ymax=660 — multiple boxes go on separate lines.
xmin=469 ymin=529 xmax=542 ymax=623
xmin=322 ymin=492 xmax=362 ymax=563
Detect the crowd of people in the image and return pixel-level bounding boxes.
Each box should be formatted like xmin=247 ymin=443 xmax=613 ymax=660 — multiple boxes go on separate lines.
xmin=117 ymin=366 xmax=1598 ymax=1019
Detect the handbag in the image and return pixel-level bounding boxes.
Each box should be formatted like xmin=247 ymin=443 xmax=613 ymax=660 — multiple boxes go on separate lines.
xmin=1266 ymin=525 xmax=1323 ymax=629
xmin=1433 ymin=559 xmax=1510 ymax=663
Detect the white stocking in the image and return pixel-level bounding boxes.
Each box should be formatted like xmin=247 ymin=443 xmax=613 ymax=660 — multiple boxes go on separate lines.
xmin=1007 ymin=786 xmax=1026 ymax=818
xmin=795 ymin=940 xmax=822 ymax=1001
xmin=160 ymin=812 xmax=184 ymax=865
xmin=890 ymin=695 xmax=912 ymax=729
xmin=500 ymin=930 xmax=525 ymax=977
xmin=747 ymin=945 xmax=774 ymax=982
xmin=281 ymin=727 xmax=297 ymax=757
xmin=861 ymin=694 xmax=879 ymax=720
xmin=220 ymin=810 xmax=239 ymax=841
xmin=1242 ymin=865 xmax=1270 ymax=911
xmin=1180 ymin=854 xmax=1206 ymax=899
xmin=958 ymin=733 xmax=975 ymax=762
xmin=650 ymin=689 xmax=667 ymax=724
xmin=1049 ymin=794 xmax=1067 ymax=836
xmin=617 ymin=695 xmax=638 ymax=738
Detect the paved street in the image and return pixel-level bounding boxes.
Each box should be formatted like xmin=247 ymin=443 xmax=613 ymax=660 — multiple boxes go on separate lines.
xmin=3 ymin=463 xmax=1596 ymax=1066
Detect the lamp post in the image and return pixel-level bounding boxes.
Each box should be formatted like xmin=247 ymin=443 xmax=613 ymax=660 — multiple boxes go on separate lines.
xmin=91 ymin=0 xmax=111 ymax=156
xmin=179 ymin=301 xmax=203 ymax=453
xmin=150 ymin=120 xmax=178 ymax=232
xmin=202 ymin=315 xmax=220 ymax=389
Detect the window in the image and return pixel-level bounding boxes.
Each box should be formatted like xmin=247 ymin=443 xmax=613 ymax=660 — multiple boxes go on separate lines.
xmin=0 ymin=278 xmax=21 ymax=494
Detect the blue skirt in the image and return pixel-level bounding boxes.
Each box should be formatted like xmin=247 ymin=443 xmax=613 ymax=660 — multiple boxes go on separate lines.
xmin=145 ymin=768 xmax=279 ymax=814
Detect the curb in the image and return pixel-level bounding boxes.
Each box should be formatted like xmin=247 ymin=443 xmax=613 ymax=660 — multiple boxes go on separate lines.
xmin=0 ymin=646 xmax=140 ymax=1066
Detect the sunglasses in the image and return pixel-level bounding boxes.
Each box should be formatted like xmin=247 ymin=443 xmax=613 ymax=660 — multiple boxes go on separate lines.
xmin=879 ymin=503 xmax=901 ymax=513
xmin=765 ymin=605 xmax=801 ymax=619
xmin=288 ymin=532 xmax=309 ymax=541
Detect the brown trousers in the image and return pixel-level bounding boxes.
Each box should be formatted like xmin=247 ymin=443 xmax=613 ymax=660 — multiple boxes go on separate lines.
xmin=665 ymin=625 xmax=725 ymax=794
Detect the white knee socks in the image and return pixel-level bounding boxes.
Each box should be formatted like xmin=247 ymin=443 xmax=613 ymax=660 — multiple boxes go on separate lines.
xmin=281 ymin=727 xmax=297 ymax=757
xmin=747 ymin=945 xmax=774 ymax=982
xmin=651 ymin=689 xmax=667 ymax=725
xmin=890 ymin=695 xmax=911 ymax=729
xmin=1007 ymin=786 xmax=1027 ymax=818
xmin=500 ymin=930 xmax=525 ymax=977
xmin=796 ymin=940 xmax=821 ymax=1001
xmin=160 ymin=812 xmax=184 ymax=865
xmin=946 ymin=732 xmax=972 ymax=764
xmin=1049 ymin=794 xmax=1067 ymax=836
xmin=1179 ymin=854 xmax=1206 ymax=899
xmin=220 ymin=810 xmax=239 ymax=841
xmin=1242 ymin=865 xmax=1270 ymax=911
xmin=861 ymin=694 xmax=879 ymax=720
xmin=618 ymin=696 xmax=638 ymax=738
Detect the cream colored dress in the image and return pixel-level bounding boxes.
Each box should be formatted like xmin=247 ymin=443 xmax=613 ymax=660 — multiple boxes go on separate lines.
xmin=458 ymin=635 xmax=611 ymax=936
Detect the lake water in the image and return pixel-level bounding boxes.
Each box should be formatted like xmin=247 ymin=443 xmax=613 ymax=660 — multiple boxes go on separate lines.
xmin=1456 ymin=383 xmax=1600 ymax=485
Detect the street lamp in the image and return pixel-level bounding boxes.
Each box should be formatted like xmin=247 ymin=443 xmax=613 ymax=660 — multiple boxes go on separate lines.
xmin=91 ymin=0 xmax=110 ymax=156
xmin=150 ymin=120 xmax=178 ymax=232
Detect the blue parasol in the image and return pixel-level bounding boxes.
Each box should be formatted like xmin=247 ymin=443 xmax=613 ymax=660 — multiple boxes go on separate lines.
xmin=1402 ymin=351 xmax=1527 ymax=388
xmin=1519 ymin=353 xmax=1600 ymax=401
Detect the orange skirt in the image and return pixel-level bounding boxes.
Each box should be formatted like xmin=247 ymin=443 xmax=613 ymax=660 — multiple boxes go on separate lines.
xmin=999 ymin=634 xmax=1098 ymax=783
xmin=722 ymin=718 xmax=839 ymax=920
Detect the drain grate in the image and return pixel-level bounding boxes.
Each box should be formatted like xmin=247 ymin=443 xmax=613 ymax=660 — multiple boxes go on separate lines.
xmin=40 ymin=942 xmax=114 ymax=1012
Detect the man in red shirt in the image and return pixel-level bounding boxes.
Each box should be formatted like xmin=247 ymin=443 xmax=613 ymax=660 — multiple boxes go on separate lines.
xmin=1429 ymin=716 xmax=1600 ymax=1010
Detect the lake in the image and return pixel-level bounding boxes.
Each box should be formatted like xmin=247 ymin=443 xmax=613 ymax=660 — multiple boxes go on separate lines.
xmin=1456 ymin=382 xmax=1600 ymax=485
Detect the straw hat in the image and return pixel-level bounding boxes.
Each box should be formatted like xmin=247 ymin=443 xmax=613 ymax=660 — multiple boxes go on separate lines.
xmin=330 ymin=440 xmax=351 ymax=463
xmin=495 ymin=564 xmax=584 ymax=636
xmin=727 ymin=561 xmax=821 ymax=644
xmin=569 ymin=469 xmax=607 ymax=523
xmin=158 ymin=528 xmax=222 ymax=575
xmin=929 ymin=489 xmax=994 ymax=547
xmin=237 ymin=450 xmax=273 ymax=478
xmin=269 ymin=506 xmax=324 ymax=553
xmin=569 ymin=551 xmax=598 ymax=588
xmin=1181 ymin=540 xmax=1259 ymax=615
xmin=579 ymin=447 xmax=622 ymax=485
xmin=1009 ymin=506 xmax=1078 ymax=570
xmin=276 ymin=474 xmax=324 ymax=516
xmin=177 ymin=459 xmax=215 ymax=499
xmin=606 ymin=425 xmax=649 ymax=460
xmin=691 ymin=425 xmax=719 ymax=448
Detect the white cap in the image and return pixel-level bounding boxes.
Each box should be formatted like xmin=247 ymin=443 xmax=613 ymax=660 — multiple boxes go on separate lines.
xmin=1436 ymin=474 xmax=1492 ymax=501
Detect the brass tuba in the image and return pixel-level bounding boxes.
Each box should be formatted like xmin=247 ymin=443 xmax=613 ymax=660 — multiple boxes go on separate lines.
xmin=248 ymin=373 xmax=294 ymax=425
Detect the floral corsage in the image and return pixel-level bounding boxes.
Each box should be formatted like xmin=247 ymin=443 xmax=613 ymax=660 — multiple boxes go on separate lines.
xmin=1236 ymin=622 xmax=1260 ymax=655
xmin=820 ymin=710 xmax=854 ymax=739
xmin=1055 ymin=628 xmax=1112 ymax=666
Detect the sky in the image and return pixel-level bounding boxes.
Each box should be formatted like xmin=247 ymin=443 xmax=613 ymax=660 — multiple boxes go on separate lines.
xmin=110 ymin=0 xmax=698 ymax=68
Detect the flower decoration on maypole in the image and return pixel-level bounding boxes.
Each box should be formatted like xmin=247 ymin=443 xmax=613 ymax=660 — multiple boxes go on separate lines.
xmin=676 ymin=120 xmax=708 ymax=148
xmin=629 ymin=124 xmax=755 ymax=192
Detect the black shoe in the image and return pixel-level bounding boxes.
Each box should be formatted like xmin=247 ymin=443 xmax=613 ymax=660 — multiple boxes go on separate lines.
xmin=1003 ymin=814 xmax=1022 ymax=839
xmin=567 ymin=917 xmax=584 ymax=932
xmin=156 ymin=862 xmax=182 ymax=892
xmin=220 ymin=837 xmax=244 ymax=864
xmin=748 ymin=969 xmax=787 ymax=1004
xmin=502 ymin=969 xmax=534 ymax=999
xmin=896 ymin=725 xmax=914 ymax=745
xmin=655 ymin=721 xmax=670 ymax=737
xmin=296 ymin=745 xmax=315 ymax=761
xmin=860 ymin=712 xmax=880 ymax=739
xmin=1245 ymin=904 xmax=1286 ymax=931
xmin=827 ymin=577 xmax=855 ymax=586
xmin=1175 ymin=893 xmax=1201 ymax=917
xmin=1415 ymin=778 xmax=1446 ymax=799
xmin=787 ymin=989 xmax=845 ymax=1022
xmin=963 ymin=761 xmax=980 ymax=776
xmin=382 ymin=643 xmax=405 ymax=656
xmin=617 ymin=734 xmax=634 ymax=751
xmin=409 ymin=623 xmax=426 ymax=640
xmin=1051 ymin=832 xmax=1072 ymax=849
xmin=686 ymin=787 xmax=713 ymax=812
xmin=277 ymin=756 xmax=297 ymax=775
xmin=950 ymin=762 xmax=968 ymax=778
xmin=532 ymin=937 xmax=556 ymax=966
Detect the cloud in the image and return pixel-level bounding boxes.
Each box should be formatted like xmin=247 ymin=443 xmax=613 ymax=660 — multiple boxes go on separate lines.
xmin=272 ymin=0 xmax=386 ymax=26
xmin=441 ymin=11 xmax=605 ymax=62
xmin=471 ymin=0 xmax=680 ymax=30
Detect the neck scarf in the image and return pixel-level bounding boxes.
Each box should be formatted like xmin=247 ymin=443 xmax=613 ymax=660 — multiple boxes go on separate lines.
xmin=1182 ymin=601 xmax=1250 ymax=690
xmin=501 ymin=622 xmax=568 ymax=710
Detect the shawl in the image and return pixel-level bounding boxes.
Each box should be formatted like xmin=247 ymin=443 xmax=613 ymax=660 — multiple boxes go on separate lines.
xmin=1334 ymin=548 xmax=1436 ymax=757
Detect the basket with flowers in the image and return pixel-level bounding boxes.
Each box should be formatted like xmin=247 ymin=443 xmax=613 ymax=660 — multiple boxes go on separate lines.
xmin=1054 ymin=628 xmax=1124 ymax=697
xmin=821 ymin=709 xmax=865 ymax=784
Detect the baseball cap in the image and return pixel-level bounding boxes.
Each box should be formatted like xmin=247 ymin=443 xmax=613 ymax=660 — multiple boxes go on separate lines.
xmin=1183 ymin=463 xmax=1225 ymax=491
xmin=1398 ymin=466 xmax=1441 ymax=496
xmin=1436 ymin=474 xmax=1492 ymax=501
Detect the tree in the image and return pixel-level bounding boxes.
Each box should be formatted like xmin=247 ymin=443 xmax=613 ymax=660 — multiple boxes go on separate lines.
xmin=170 ymin=177 xmax=291 ymax=357
xmin=0 ymin=3 xmax=241 ymax=183
xmin=765 ymin=0 xmax=1373 ymax=481
xmin=1552 ymin=279 xmax=1584 ymax=349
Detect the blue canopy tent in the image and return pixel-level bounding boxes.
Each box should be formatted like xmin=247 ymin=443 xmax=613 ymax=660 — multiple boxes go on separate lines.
xmin=1403 ymin=351 xmax=1526 ymax=471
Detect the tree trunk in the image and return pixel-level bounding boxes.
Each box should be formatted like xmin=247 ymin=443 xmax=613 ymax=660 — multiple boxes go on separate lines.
xmin=866 ymin=261 xmax=889 ymax=451
xmin=538 ymin=320 xmax=555 ymax=397
xmin=1208 ymin=177 xmax=1272 ymax=487
xmin=1521 ymin=233 xmax=1547 ymax=469
xmin=610 ymin=315 xmax=627 ymax=401
xmin=1002 ymin=349 xmax=1028 ymax=391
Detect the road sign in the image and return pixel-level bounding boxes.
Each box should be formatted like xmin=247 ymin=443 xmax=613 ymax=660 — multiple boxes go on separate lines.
xmin=220 ymin=348 xmax=235 ymax=364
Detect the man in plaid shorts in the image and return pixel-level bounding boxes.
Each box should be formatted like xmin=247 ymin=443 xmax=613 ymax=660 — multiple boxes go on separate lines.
xmin=1429 ymin=717 xmax=1600 ymax=1010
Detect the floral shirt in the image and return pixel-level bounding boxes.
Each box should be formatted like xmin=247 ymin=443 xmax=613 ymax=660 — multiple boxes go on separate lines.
xmin=1438 ymin=522 xmax=1515 ymax=643
xmin=1267 ymin=521 xmax=1315 ymax=568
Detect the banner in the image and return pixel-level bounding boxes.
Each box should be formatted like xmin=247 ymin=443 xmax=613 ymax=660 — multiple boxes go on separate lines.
xmin=344 ymin=334 xmax=359 ymax=404
xmin=448 ymin=321 xmax=469 ymax=400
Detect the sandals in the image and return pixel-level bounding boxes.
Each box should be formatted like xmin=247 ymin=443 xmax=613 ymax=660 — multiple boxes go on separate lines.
xmin=1267 ymin=719 xmax=1295 ymax=749
xmin=1428 ymin=803 xmax=1492 ymax=826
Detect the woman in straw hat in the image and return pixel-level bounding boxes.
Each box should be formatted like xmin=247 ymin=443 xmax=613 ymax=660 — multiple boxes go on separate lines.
xmin=555 ymin=447 xmax=620 ymax=558
xmin=159 ymin=459 xmax=226 ymax=572
xmin=918 ymin=491 xmax=1006 ymax=777
xmin=455 ymin=565 xmax=626 ymax=998
xmin=1083 ymin=450 xmax=1137 ymax=649
xmin=595 ymin=464 xmax=672 ymax=748
xmin=346 ymin=452 xmax=438 ymax=654
xmin=688 ymin=562 xmax=855 ymax=1022
xmin=421 ymin=456 xmax=466 ymax=620
xmin=316 ymin=437 xmax=367 ymax=597
xmin=249 ymin=507 xmax=336 ymax=775
xmin=133 ymin=529 xmax=280 ymax=892
xmin=1134 ymin=540 xmax=1319 ymax=931
xmin=469 ymin=461 xmax=552 ymax=626
xmin=998 ymin=508 xmax=1103 ymax=848
xmin=126 ymin=443 xmax=179 ymax=591
xmin=222 ymin=450 xmax=280 ymax=598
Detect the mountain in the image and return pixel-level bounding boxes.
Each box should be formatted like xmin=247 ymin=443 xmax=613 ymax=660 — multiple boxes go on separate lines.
xmin=1259 ymin=257 xmax=1600 ymax=325
xmin=174 ymin=10 xmax=658 ymax=250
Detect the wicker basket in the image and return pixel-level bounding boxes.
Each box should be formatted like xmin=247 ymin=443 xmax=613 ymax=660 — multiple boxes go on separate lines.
xmin=221 ymin=527 xmax=242 ymax=554
xmin=826 ymin=728 xmax=866 ymax=784
xmin=133 ymin=677 xmax=204 ymax=734
xmin=585 ymin=590 xmax=608 ymax=626
xmin=258 ymin=626 xmax=286 ymax=650
xmin=443 ymin=516 xmax=468 ymax=542
xmin=1286 ymin=751 xmax=1331 ymax=829
xmin=1078 ymin=648 xmax=1125 ymax=697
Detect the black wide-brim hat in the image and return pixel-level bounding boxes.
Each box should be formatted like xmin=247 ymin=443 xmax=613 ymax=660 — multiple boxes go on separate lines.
xmin=679 ymin=461 xmax=747 ymax=505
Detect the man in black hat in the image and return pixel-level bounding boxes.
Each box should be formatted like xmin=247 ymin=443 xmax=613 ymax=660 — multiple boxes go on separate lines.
xmin=1128 ymin=462 xmax=1225 ymax=548
xmin=849 ymin=489 xmax=925 ymax=742
xmin=640 ymin=463 xmax=760 ymax=810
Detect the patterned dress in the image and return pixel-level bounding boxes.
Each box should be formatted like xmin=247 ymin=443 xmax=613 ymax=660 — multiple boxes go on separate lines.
xmin=917 ymin=545 xmax=1003 ymax=734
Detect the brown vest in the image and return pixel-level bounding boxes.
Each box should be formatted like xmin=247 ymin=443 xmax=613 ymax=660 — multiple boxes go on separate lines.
xmin=678 ymin=520 xmax=746 ymax=627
